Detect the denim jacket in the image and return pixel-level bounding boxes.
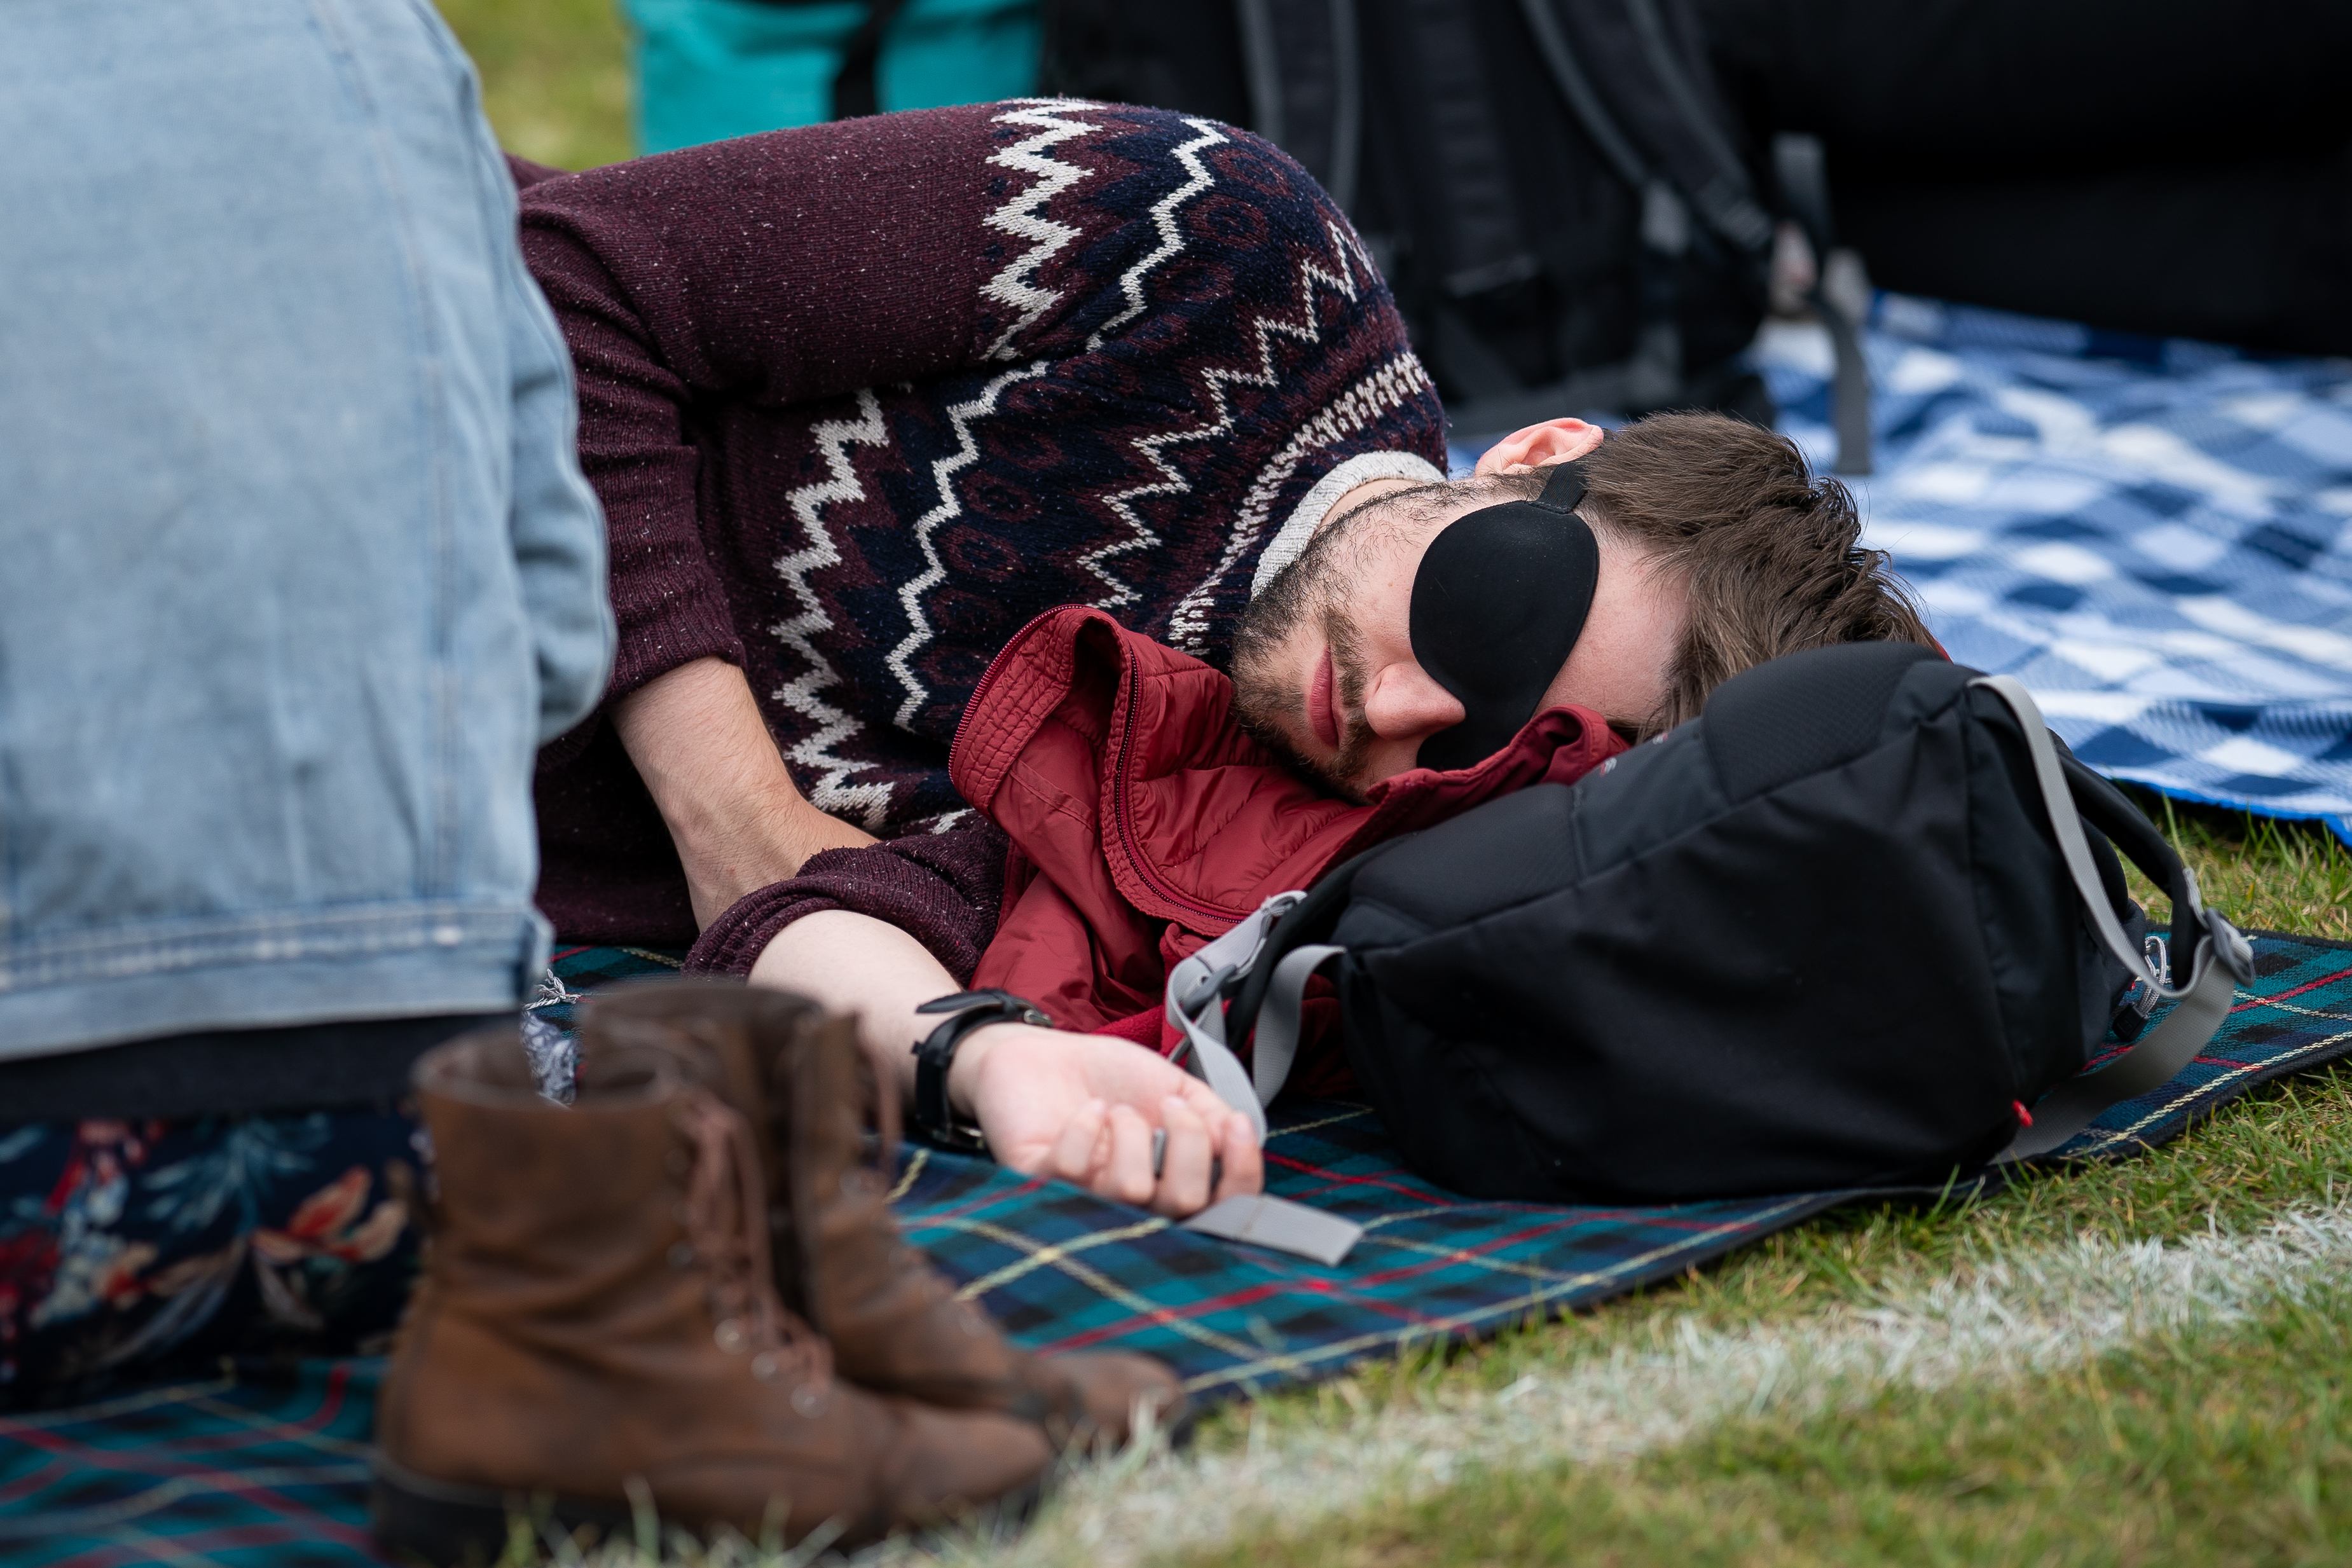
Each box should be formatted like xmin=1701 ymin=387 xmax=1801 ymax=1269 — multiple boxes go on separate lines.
xmin=0 ymin=0 xmax=615 ymax=1059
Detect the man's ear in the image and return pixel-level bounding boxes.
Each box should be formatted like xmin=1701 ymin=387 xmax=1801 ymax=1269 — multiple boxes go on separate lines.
xmin=1472 ymin=417 xmax=1605 ymax=477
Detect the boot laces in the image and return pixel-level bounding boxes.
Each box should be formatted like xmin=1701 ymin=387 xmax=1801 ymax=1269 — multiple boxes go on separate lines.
xmin=672 ymin=1087 xmax=829 ymax=1383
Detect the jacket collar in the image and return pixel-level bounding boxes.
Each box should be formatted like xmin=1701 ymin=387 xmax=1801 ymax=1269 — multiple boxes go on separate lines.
xmin=951 ymin=606 xmax=1629 ymax=930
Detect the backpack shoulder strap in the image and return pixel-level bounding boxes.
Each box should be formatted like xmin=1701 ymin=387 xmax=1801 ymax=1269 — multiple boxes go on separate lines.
xmin=1163 ymin=838 xmax=1400 ymax=1118
xmin=1520 ymin=0 xmax=1771 ymax=252
xmin=1972 ymin=676 xmax=2255 ymax=1159
xmin=1223 ymin=840 xmax=1393 ymax=1051
xmin=1242 ymin=942 xmax=1349 ymax=1105
xmin=1159 ymin=881 xmax=1369 ymax=1265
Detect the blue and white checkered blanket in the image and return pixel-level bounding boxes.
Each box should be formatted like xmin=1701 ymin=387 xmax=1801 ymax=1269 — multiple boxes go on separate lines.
xmin=1759 ymin=296 xmax=2352 ymax=846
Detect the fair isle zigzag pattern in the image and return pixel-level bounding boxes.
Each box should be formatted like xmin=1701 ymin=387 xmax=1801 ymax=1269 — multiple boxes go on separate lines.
xmin=885 ymin=360 xmax=1056 ymax=731
xmin=769 ymin=387 xmax=897 ymax=828
xmin=1083 ymin=117 xmax=1228 ymax=355
xmin=783 ymin=102 xmax=1108 ymax=816
xmin=888 ymin=109 xmax=1234 ymax=724
xmin=1155 ymin=215 xmax=1434 ymax=654
xmin=1166 ymin=348 xmax=1438 ymax=656
xmin=979 ymin=101 xmax=1101 ymax=363
xmin=878 ymin=100 xmax=1129 ymax=732
xmin=1075 ymin=116 xmax=1232 ymax=612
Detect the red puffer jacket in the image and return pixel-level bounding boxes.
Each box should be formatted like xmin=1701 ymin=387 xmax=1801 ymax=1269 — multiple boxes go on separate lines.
xmin=948 ymin=607 xmax=1626 ymax=1094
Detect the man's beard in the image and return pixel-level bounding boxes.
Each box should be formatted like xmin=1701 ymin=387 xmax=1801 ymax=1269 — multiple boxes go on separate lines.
xmin=1229 ymin=540 xmax=1378 ymax=801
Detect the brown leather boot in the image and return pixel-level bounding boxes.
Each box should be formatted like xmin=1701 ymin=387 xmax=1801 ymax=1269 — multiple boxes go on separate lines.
xmin=582 ymin=980 xmax=1190 ymax=1452
xmin=371 ymin=1028 xmax=1052 ymax=1564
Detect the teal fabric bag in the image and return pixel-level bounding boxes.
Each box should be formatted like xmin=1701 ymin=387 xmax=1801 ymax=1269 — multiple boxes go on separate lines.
xmin=627 ymin=0 xmax=1039 ymax=153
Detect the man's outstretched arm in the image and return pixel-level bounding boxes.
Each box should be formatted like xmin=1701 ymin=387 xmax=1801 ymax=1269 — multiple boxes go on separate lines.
xmin=750 ymin=909 xmax=1263 ymax=1218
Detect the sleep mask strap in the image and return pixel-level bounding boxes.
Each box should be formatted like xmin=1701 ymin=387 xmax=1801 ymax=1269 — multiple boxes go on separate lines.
xmin=1532 ymin=460 xmax=1588 ymax=514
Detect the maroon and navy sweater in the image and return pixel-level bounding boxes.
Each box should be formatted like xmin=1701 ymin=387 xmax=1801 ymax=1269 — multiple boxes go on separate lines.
xmin=518 ymin=102 xmax=1446 ymax=946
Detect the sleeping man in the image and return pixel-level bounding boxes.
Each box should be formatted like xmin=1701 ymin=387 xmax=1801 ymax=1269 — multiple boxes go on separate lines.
xmin=520 ymin=102 xmax=1932 ymax=1218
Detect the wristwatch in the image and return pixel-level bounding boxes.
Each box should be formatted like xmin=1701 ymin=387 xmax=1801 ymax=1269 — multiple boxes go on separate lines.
xmin=910 ymin=989 xmax=1052 ymax=1152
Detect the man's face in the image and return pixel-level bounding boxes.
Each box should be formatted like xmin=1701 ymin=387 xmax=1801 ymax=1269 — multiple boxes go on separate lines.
xmin=1228 ymin=478 xmax=1688 ymax=799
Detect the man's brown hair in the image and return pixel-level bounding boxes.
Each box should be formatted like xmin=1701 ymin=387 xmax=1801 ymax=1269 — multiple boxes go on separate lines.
xmin=1493 ymin=410 xmax=1935 ymax=734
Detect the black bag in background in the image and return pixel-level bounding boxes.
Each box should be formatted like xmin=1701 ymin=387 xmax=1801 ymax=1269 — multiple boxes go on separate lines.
xmin=1042 ymin=0 xmax=1871 ymax=464
xmin=1694 ymin=0 xmax=2352 ymax=355
xmin=1166 ymin=641 xmax=2254 ymax=1204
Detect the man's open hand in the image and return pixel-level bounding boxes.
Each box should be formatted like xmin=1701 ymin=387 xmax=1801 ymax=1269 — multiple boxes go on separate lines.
xmin=749 ymin=909 xmax=1263 ymax=1218
xmin=952 ymin=1023 xmax=1264 ymax=1218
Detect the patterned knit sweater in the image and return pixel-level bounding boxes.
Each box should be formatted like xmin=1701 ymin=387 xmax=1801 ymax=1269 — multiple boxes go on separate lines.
xmin=519 ymin=102 xmax=1446 ymax=945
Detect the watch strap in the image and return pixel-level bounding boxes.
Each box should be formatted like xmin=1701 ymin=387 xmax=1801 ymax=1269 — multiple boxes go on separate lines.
xmin=911 ymin=990 xmax=1050 ymax=1152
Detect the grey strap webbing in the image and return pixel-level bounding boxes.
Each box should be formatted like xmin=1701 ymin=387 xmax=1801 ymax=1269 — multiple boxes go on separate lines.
xmin=1164 ymin=898 xmax=1347 ymax=1121
xmin=1972 ymin=676 xmax=2254 ymax=1159
xmin=1162 ymin=893 xmax=1362 ymax=1263
xmin=1251 ymin=942 xmax=1349 ymax=1103
xmin=1163 ymin=893 xmax=1297 ymax=1143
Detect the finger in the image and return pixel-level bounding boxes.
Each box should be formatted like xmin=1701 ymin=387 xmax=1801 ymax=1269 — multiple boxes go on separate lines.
xmin=1212 ymin=1110 xmax=1265 ymax=1201
xmin=1170 ymin=1073 xmax=1245 ymax=1129
xmin=1042 ymin=1099 xmax=1110 ymax=1184
xmin=1097 ymin=1104 xmax=1157 ymax=1206
xmin=1148 ymin=1096 xmax=1215 ymax=1218
xmin=1163 ymin=1079 xmax=1253 ymax=1170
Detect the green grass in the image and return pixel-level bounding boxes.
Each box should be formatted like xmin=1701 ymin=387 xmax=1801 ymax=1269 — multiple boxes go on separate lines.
xmin=2122 ymin=788 xmax=2352 ymax=945
xmin=436 ymin=0 xmax=633 ymax=171
xmin=1179 ymin=1286 xmax=2352 ymax=1568
xmin=1179 ymin=1051 xmax=2352 ymax=1457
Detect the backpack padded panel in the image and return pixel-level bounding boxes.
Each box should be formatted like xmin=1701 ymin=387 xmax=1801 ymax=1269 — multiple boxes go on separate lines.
xmin=1331 ymin=643 xmax=2037 ymax=1202
xmin=1703 ymin=639 xmax=1943 ymax=802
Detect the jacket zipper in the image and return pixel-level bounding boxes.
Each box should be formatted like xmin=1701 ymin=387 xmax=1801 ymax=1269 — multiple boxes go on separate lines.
xmin=1109 ymin=663 xmax=1247 ymax=926
xmin=947 ymin=622 xmax=1036 ymax=765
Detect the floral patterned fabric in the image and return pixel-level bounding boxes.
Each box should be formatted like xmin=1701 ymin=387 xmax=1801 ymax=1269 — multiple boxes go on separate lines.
xmin=0 ymin=1108 xmax=422 ymax=1406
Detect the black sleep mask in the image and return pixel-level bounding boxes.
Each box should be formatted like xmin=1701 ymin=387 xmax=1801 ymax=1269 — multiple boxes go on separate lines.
xmin=1408 ymin=460 xmax=1599 ymax=773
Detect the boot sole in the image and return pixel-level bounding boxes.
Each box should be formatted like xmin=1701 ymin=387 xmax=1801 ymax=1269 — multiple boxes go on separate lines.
xmin=371 ymin=1450 xmax=640 ymax=1566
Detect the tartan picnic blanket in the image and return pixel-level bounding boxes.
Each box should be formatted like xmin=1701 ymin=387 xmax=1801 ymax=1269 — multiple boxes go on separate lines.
xmin=1758 ymin=296 xmax=2352 ymax=846
xmin=10 ymin=930 xmax=2351 ymax=1566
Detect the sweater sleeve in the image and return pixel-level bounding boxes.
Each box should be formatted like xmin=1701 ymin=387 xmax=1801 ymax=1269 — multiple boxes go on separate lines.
xmin=684 ymin=816 xmax=1010 ymax=981
xmin=504 ymin=152 xmax=567 ymax=191
xmin=516 ymin=109 xmax=1000 ymax=705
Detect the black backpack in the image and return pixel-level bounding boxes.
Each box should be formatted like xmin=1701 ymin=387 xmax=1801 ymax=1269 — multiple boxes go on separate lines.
xmin=1043 ymin=0 xmax=1872 ymax=467
xmin=1165 ymin=641 xmax=2253 ymax=1203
